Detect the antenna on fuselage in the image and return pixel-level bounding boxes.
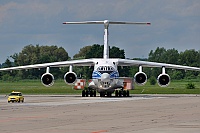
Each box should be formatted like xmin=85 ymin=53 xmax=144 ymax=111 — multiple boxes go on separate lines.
xmin=63 ymin=20 xmax=151 ymax=59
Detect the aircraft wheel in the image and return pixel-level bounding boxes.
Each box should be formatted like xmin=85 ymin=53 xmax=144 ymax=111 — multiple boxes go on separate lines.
xmin=123 ymin=90 xmax=127 ymax=97
xmin=119 ymin=90 xmax=122 ymax=97
xmin=100 ymin=92 xmax=102 ymax=97
xmin=90 ymin=90 xmax=93 ymax=97
xmin=115 ymin=90 xmax=119 ymax=97
xmin=85 ymin=90 xmax=89 ymax=97
xmin=107 ymin=92 xmax=112 ymax=97
xmin=82 ymin=90 xmax=85 ymax=97
xmin=93 ymin=91 xmax=96 ymax=97
xmin=100 ymin=92 xmax=105 ymax=97
xmin=127 ymin=90 xmax=130 ymax=97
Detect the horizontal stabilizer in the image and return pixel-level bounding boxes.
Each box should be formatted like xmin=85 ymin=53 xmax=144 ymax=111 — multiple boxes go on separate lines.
xmin=109 ymin=21 xmax=150 ymax=25
xmin=63 ymin=20 xmax=151 ymax=25
xmin=63 ymin=21 xmax=104 ymax=24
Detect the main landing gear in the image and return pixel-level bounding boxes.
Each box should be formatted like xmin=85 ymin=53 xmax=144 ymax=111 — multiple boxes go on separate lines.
xmin=99 ymin=90 xmax=130 ymax=97
xmin=82 ymin=90 xmax=96 ymax=97
xmin=115 ymin=90 xmax=130 ymax=97
xmin=81 ymin=89 xmax=130 ymax=97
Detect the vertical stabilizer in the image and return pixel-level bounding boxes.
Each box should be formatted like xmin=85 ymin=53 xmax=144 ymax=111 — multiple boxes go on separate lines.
xmin=63 ymin=20 xmax=150 ymax=59
xmin=103 ymin=20 xmax=109 ymax=59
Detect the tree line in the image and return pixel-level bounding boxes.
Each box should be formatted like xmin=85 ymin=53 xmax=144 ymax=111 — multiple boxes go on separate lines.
xmin=147 ymin=47 xmax=200 ymax=80
xmin=0 ymin=44 xmax=200 ymax=81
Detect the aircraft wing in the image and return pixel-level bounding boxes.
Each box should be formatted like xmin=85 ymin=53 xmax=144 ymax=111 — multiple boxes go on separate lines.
xmin=0 ymin=59 xmax=95 ymax=71
xmin=117 ymin=59 xmax=200 ymax=71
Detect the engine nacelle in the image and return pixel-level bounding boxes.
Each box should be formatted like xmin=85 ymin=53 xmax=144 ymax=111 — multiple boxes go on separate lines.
xmin=41 ymin=73 xmax=54 ymax=87
xmin=64 ymin=72 xmax=77 ymax=85
xmin=157 ymin=73 xmax=170 ymax=87
xmin=134 ymin=72 xmax=147 ymax=85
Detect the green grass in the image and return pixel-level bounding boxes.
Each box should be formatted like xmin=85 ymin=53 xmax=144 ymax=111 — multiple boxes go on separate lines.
xmin=0 ymin=79 xmax=82 ymax=95
xmin=0 ymin=79 xmax=199 ymax=95
xmin=133 ymin=79 xmax=200 ymax=94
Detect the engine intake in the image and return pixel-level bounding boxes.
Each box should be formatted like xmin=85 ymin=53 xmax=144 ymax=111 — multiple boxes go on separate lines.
xmin=134 ymin=72 xmax=147 ymax=85
xmin=41 ymin=73 xmax=54 ymax=87
xmin=64 ymin=72 xmax=77 ymax=85
xmin=157 ymin=73 xmax=170 ymax=87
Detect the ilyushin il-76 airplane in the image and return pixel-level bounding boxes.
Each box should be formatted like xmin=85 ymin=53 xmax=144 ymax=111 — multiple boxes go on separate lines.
xmin=0 ymin=20 xmax=200 ymax=97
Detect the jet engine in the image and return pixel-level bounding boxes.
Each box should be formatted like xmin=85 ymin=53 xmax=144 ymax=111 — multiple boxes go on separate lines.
xmin=64 ymin=72 xmax=77 ymax=85
xmin=157 ymin=73 xmax=170 ymax=87
xmin=41 ymin=73 xmax=54 ymax=87
xmin=134 ymin=72 xmax=147 ymax=85
xmin=157 ymin=67 xmax=170 ymax=87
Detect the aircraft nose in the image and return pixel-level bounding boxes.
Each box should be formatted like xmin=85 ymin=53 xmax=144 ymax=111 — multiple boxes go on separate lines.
xmin=101 ymin=73 xmax=110 ymax=82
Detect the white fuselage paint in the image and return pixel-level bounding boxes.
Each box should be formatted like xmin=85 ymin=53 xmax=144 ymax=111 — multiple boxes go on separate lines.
xmin=89 ymin=59 xmax=122 ymax=93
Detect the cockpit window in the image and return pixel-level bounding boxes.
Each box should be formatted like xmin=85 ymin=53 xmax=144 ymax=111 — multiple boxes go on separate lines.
xmin=97 ymin=66 xmax=114 ymax=74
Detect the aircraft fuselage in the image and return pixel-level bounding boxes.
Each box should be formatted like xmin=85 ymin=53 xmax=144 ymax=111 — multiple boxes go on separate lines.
xmin=89 ymin=59 xmax=123 ymax=93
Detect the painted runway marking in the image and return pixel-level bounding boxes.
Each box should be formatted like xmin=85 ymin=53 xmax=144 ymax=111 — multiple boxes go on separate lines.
xmin=5 ymin=96 xmax=164 ymax=107
xmin=91 ymin=130 xmax=108 ymax=133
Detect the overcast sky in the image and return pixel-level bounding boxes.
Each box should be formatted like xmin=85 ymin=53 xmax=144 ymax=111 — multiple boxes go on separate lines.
xmin=0 ymin=0 xmax=199 ymax=63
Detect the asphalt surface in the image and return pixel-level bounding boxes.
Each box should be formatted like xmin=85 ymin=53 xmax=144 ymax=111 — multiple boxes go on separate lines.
xmin=0 ymin=94 xmax=200 ymax=133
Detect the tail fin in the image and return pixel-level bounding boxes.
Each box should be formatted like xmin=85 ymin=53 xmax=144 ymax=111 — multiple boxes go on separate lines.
xmin=63 ymin=20 xmax=151 ymax=59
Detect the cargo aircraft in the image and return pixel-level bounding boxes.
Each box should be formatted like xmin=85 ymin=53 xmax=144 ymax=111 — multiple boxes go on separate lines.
xmin=0 ymin=20 xmax=200 ymax=97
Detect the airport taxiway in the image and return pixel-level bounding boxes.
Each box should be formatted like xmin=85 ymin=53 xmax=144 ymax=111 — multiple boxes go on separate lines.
xmin=0 ymin=94 xmax=200 ymax=133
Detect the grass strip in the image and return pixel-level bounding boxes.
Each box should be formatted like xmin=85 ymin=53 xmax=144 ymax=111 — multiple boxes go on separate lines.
xmin=0 ymin=79 xmax=199 ymax=95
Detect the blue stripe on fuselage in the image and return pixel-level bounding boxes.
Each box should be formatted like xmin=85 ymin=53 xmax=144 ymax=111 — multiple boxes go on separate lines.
xmin=92 ymin=71 xmax=119 ymax=79
xmin=110 ymin=71 xmax=119 ymax=79
xmin=92 ymin=71 xmax=101 ymax=79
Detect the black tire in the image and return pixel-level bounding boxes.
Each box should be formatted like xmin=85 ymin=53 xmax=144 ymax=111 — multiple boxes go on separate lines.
xmin=100 ymin=92 xmax=102 ymax=97
xmin=90 ymin=90 xmax=93 ymax=97
xmin=123 ymin=90 xmax=127 ymax=97
xmin=119 ymin=90 xmax=122 ymax=97
xmin=100 ymin=92 xmax=105 ymax=97
xmin=115 ymin=90 xmax=119 ymax=97
xmin=85 ymin=90 xmax=89 ymax=97
xmin=93 ymin=91 xmax=96 ymax=97
xmin=82 ymin=90 xmax=85 ymax=97
xmin=127 ymin=90 xmax=130 ymax=97
xmin=107 ymin=92 xmax=112 ymax=97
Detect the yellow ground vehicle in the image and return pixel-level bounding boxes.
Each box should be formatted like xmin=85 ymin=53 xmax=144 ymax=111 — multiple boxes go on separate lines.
xmin=8 ymin=91 xmax=24 ymax=103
